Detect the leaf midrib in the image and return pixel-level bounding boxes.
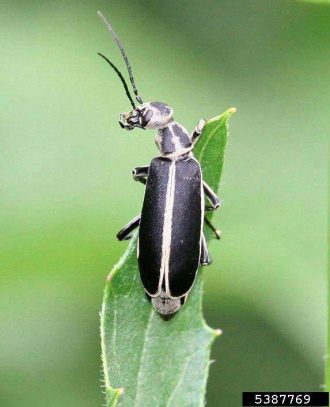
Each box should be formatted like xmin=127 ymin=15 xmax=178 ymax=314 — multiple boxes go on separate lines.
xmin=134 ymin=309 xmax=155 ymax=406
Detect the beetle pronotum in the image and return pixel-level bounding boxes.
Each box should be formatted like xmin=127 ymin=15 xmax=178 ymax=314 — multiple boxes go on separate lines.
xmin=98 ymin=11 xmax=221 ymax=319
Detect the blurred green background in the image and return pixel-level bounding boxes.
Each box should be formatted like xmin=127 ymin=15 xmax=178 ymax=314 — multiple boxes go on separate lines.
xmin=1 ymin=0 xmax=328 ymax=406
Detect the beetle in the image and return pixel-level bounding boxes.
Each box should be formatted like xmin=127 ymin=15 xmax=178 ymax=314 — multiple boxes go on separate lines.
xmin=98 ymin=12 xmax=221 ymax=318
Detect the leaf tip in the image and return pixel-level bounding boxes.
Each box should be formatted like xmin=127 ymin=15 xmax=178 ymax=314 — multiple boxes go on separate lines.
xmin=213 ymin=328 xmax=223 ymax=337
xmin=223 ymin=107 xmax=237 ymax=120
xmin=205 ymin=106 xmax=236 ymax=127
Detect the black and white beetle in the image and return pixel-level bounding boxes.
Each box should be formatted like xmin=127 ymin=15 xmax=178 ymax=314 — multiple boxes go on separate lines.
xmin=98 ymin=12 xmax=221 ymax=318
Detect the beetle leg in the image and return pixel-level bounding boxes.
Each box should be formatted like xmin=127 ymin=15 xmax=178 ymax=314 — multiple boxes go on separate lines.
xmin=116 ymin=214 xmax=141 ymax=241
xmin=132 ymin=165 xmax=149 ymax=185
xmin=200 ymin=233 xmax=212 ymax=266
xmin=191 ymin=118 xmax=206 ymax=144
xmin=203 ymin=181 xmax=221 ymax=210
xmin=204 ymin=216 xmax=221 ymax=240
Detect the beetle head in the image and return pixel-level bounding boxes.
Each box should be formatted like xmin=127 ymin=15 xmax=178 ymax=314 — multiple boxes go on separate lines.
xmin=119 ymin=102 xmax=174 ymax=131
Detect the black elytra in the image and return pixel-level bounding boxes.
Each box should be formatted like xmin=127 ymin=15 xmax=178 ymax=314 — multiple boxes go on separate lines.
xmin=139 ymin=157 xmax=202 ymax=299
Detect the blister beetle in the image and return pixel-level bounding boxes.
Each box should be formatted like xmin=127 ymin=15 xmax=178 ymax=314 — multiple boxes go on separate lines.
xmin=98 ymin=12 xmax=221 ymax=318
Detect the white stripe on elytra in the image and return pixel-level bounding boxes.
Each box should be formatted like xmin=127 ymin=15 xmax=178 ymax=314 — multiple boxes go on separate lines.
xmin=158 ymin=159 xmax=176 ymax=296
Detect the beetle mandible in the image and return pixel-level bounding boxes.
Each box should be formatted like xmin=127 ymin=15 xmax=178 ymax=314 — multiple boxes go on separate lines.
xmin=98 ymin=12 xmax=221 ymax=319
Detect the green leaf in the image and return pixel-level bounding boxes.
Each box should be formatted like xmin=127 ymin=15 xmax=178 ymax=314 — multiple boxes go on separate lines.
xmin=100 ymin=108 xmax=236 ymax=407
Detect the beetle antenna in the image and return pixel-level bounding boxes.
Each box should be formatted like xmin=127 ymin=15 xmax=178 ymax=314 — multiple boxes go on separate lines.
xmin=97 ymin=11 xmax=144 ymax=104
xmin=97 ymin=52 xmax=136 ymax=109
